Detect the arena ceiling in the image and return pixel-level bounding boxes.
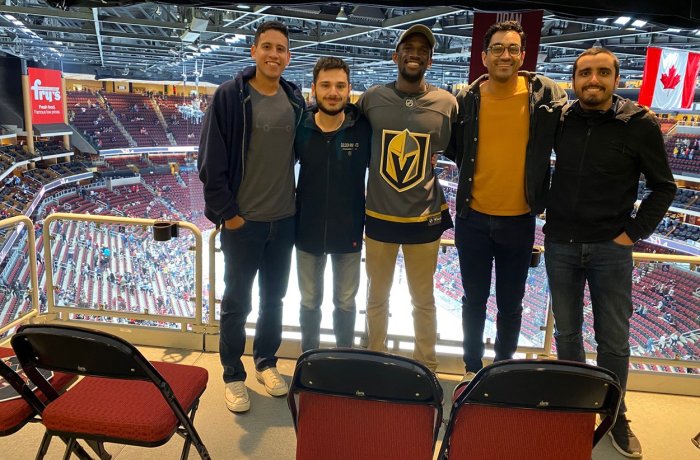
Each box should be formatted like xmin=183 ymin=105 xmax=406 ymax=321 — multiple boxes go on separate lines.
xmin=0 ymin=1 xmax=699 ymax=89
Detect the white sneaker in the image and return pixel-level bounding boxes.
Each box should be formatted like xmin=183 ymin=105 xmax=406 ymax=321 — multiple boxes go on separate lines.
xmin=224 ymin=381 xmax=250 ymax=413
xmin=255 ymin=367 xmax=288 ymax=396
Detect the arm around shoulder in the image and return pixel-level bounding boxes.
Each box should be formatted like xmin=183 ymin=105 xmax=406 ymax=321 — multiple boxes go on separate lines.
xmin=444 ymin=91 xmax=467 ymax=163
xmin=539 ymin=75 xmax=568 ymax=106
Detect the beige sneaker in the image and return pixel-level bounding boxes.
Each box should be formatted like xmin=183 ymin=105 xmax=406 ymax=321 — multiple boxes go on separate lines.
xmin=255 ymin=367 xmax=288 ymax=396
xmin=224 ymin=381 xmax=250 ymax=413
xmin=452 ymin=372 xmax=477 ymax=401
xmin=459 ymin=371 xmax=477 ymax=385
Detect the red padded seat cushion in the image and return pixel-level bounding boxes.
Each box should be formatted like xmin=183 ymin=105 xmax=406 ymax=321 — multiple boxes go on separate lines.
xmin=0 ymin=347 xmax=75 ymax=435
xmin=447 ymin=405 xmax=596 ymax=460
xmin=295 ymin=392 xmax=437 ymax=460
xmin=41 ymin=361 xmax=207 ymax=444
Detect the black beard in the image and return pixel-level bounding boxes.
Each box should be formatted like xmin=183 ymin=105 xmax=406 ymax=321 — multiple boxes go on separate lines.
xmin=317 ymin=102 xmax=345 ymax=116
xmin=399 ymin=67 xmax=425 ymax=83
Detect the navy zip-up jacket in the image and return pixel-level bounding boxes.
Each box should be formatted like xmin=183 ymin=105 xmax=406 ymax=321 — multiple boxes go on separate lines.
xmin=544 ymin=96 xmax=676 ymax=243
xmin=197 ymin=66 xmax=305 ymax=225
xmin=295 ymin=104 xmax=371 ymax=254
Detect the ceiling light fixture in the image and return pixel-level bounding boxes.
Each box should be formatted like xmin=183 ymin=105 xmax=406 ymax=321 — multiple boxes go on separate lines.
xmin=631 ymin=20 xmax=647 ymax=27
xmin=614 ymin=16 xmax=631 ymax=26
xmin=336 ymin=7 xmax=348 ymax=21
xmin=432 ymin=20 xmax=443 ymax=32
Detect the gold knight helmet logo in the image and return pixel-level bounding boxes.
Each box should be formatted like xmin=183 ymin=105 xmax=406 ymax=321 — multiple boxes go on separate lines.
xmin=380 ymin=129 xmax=430 ymax=192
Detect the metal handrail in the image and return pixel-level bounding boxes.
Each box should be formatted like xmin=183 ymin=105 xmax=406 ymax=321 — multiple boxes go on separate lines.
xmin=42 ymin=213 xmax=204 ymax=329
xmin=0 ymin=215 xmax=40 ymax=336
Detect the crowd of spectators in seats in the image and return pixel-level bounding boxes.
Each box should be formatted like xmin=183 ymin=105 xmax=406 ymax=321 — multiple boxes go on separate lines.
xmin=44 ymin=219 xmax=196 ymax=320
xmin=653 ymin=215 xmax=700 ymax=244
xmin=34 ymin=140 xmax=69 ymax=157
xmin=67 ymin=90 xmax=211 ymax=148
xmin=666 ymin=135 xmax=700 ymax=175
xmin=100 ymin=93 xmax=170 ymax=147
xmin=639 ymin=182 xmax=700 ymax=212
xmin=0 ymin=176 xmax=39 ymax=216
xmin=154 ymin=94 xmax=210 ymax=145
xmin=67 ymin=90 xmax=128 ymax=149
xmin=671 ymin=137 xmax=699 ymax=160
xmin=671 ymin=188 xmax=700 ymax=212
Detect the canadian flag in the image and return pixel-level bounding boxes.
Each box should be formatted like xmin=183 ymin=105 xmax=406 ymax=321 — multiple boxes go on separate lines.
xmin=639 ymin=47 xmax=700 ymax=109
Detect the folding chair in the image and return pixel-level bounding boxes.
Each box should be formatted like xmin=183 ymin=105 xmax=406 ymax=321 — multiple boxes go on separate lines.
xmin=439 ymin=359 xmax=622 ymax=460
xmin=288 ymin=349 xmax=444 ymax=460
xmin=0 ymin=348 xmax=96 ymax=459
xmin=10 ymin=324 xmax=211 ymax=459
xmin=0 ymin=347 xmax=78 ymax=436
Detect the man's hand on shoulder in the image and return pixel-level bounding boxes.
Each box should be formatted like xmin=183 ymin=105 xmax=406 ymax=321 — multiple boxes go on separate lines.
xmin=224 ymin=215 xmax=246 ymax=230
xmin=636 ymin=103 xmax=657 ymax=118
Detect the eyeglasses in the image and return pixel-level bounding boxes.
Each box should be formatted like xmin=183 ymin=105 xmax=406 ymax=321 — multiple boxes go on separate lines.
xmin=487 ymin=44 xmax=523 ymax=57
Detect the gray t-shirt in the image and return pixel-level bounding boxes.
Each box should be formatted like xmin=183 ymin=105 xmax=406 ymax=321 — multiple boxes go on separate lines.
xmin=237 ymin=84 xmax=296 ymax=221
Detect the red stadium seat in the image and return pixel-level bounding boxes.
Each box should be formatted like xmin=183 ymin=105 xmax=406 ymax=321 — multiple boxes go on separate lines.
xmin=288 ymin=349 xmax=443 ymax=460
xmin=0 ymin=347 xmax=76 ymax=436
xmin=10 ymin=324 xmax=210 ymax=459
xmin=440 ymin=359 xmax=622 ymax=460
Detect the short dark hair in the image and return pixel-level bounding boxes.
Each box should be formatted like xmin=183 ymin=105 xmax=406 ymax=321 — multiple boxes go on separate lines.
xmin=254 ymin=20 xmax=289 ymax=46
xmin=573 ymin=47 xmax=620 ymax=79
xmin=483 ymin=20 xmax=526 ymax=51
xmin=313 ymin=57 xmax=350 ymax=83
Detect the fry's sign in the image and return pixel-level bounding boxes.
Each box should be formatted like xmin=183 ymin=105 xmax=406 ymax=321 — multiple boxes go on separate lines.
xmin=28 ymin=67 xmax=65 ymax=124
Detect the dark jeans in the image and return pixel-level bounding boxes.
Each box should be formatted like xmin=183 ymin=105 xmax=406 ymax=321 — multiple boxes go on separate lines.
xmin=544 ymin=239 xmax=633 ymax=413
xmin=455 ymin=210 xmax=535 ymax=373
xmin=219 ymin=216 xmax=294 ymax=382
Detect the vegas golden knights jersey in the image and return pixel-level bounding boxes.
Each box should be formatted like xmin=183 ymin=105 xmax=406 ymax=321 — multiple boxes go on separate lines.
xmin=359 ymin=82 xmax=458 ymax=244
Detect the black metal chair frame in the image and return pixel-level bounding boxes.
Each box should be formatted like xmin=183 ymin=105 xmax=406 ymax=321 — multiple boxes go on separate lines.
xmin=0 ymin=355 xmax=95 ymax=459
xmin=10 ymin=324 xmax=210 ymax=460
xmin=438 ymin=359 xmax=623 ymax=459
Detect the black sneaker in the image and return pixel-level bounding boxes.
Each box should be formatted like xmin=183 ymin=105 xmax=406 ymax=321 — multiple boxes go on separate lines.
xmin=608 ymin=415 xmax=643 ymax=458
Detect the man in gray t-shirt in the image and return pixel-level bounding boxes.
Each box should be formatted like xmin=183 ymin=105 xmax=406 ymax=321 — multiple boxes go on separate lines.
xmin=198 ymin=21 xmax=304 ymax=414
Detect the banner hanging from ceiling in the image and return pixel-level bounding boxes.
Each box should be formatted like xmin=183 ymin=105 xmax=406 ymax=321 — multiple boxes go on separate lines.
xmin=28 ymin=67 xmax=65 ymax=124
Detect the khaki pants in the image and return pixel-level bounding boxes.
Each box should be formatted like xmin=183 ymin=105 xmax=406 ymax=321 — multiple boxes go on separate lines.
xmin=365 ymin=236 xmax=440 ymax=371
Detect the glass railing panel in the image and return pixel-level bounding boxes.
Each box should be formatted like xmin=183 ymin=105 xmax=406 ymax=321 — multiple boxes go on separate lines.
xmin=207 ymin=232 xmax=550 ymax=354
xmin=43 ymin=213 xmax=202 ymax=330
xmin=571 ymin=257 xmax=700 ymax=373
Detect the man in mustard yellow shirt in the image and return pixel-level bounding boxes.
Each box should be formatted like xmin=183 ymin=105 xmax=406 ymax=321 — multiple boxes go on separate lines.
xmin=445 ymin=21 xmax=567 ymax=381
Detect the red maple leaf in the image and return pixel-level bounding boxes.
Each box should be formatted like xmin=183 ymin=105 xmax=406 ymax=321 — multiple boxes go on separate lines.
xmin=660 ymin=65 xmax=681 ymax=89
